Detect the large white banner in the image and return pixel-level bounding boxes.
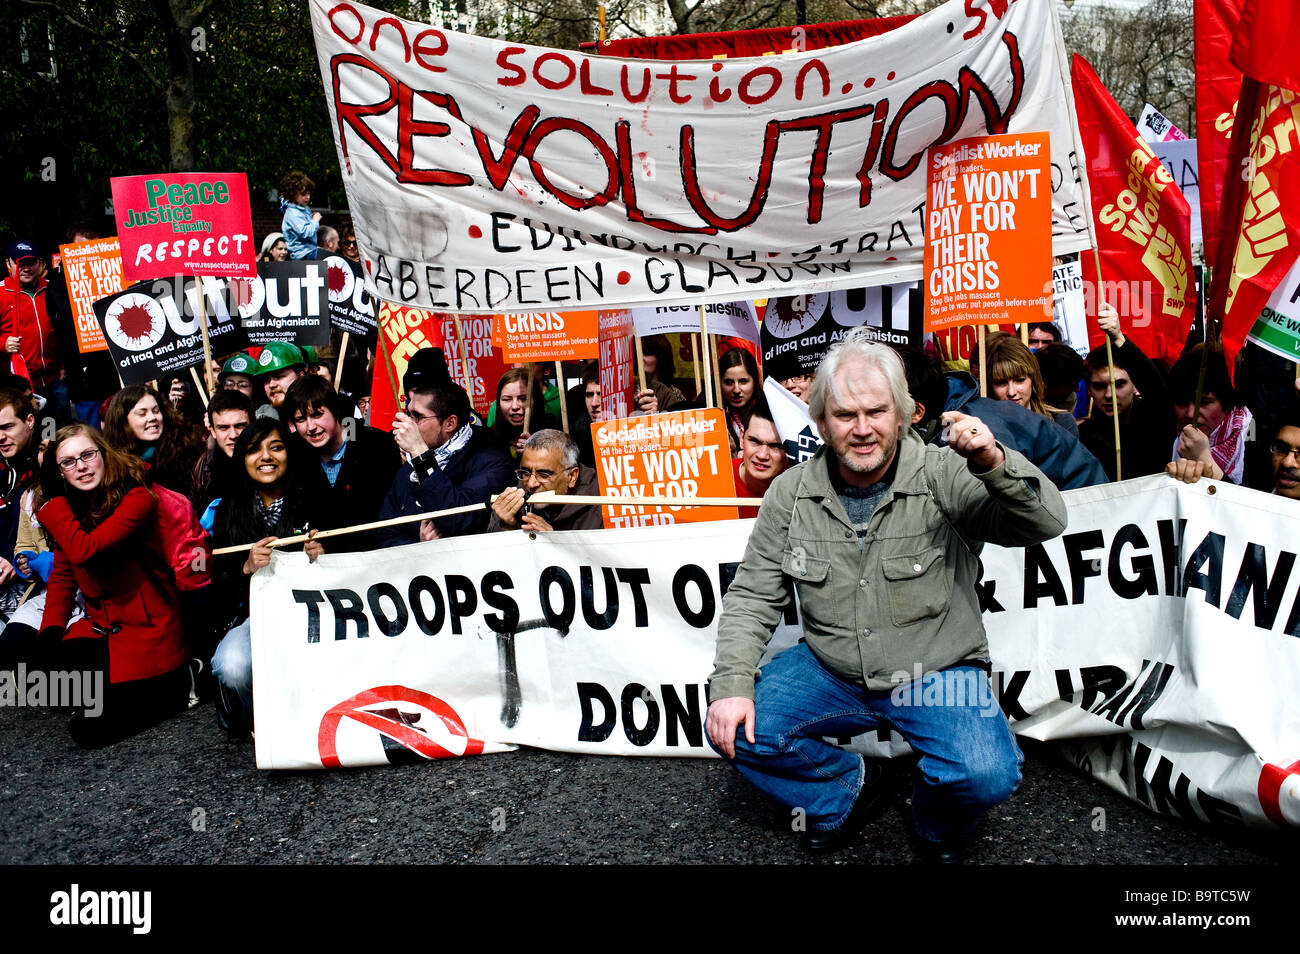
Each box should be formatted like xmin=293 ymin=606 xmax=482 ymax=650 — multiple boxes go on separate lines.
xmin=309 ymin=0 xmax=1092 ymax=314
xmin=251 ymin=476 xmax=1300 ymax=827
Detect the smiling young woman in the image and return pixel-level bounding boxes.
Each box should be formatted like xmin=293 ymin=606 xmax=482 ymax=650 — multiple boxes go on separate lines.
xmin=978 ymin=332 xmax=1077 ymax=437
xmin=718 ymin=348 xmax=761 ymax=456
xmin=103 ymin=385 xmax=206 ymax=497
xmin=35 ymin=424 xmax=193 ymax=747
xmin=208 ymin=418 xmax=331 ymax=737
xmin=489 ymin=367 xmax=557 ymax=461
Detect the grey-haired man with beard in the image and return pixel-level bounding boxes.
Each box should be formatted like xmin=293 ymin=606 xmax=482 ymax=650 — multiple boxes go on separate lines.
xmin=705 ymin=329 xmax=1067 ymax=861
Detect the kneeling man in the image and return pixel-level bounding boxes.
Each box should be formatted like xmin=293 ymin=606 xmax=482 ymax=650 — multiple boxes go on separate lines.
xmin=706 ymin=330 xmax=1067 ymax=860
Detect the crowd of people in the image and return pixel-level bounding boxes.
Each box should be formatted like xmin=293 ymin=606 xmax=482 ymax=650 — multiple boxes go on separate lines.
xmin=1 ymin=225 xmax=1299 ymax=769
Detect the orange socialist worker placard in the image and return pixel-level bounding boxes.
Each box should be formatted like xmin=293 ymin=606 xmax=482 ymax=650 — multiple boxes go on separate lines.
xmin=593 ymin=408 xmax=737 ymax=528
xmin=924 ymin=132 xmax=1052 ymax=330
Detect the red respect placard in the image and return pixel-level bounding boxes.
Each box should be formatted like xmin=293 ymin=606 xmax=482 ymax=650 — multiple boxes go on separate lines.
xmin=112 ymin=172 xmax=256 ymax=282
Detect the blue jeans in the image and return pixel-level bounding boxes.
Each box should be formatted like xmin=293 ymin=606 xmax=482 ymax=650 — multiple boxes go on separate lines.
xmin=211 ymin=619 xmax=253 ymax=711
xmin=709 ymin=642 xmax=1023 ymax=842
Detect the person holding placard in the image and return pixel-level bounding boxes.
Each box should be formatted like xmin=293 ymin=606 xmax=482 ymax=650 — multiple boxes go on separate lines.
xmin=47 ymin=224 xmax=119 ymax=427
xmin=284 ymin=375 xmax=400 ymax=551
xmin=1 ymin=240 xmax=66 ymax=420
xmin=487 ymin=430 xmax=601 ymax=533
xmin=1168 ymin=344 xmax=1252 ymax=485
xmin=570 ymin=361 xmax=601 ymax=469
xmin=209 ymin=418 xmax=329 ymax=738
xmin=1078 ymin=305 xmax=1175 ymax=483
xmin=378 ymin=348 xmax=513 ymax=546
xmin=635 ymin=335 xmax=688 ymax=410
xmin=976 ymin=332 xmax=1078 ymax=437
xmin=489 ymin=368 xmax=557 ymax=461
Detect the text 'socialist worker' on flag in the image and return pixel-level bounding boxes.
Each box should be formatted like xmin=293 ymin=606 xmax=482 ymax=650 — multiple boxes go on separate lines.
xmin=1071 ymin=54 xmax=1196 ymax=369
xmin=1211 ymin=0 xmax=1300 ymax=369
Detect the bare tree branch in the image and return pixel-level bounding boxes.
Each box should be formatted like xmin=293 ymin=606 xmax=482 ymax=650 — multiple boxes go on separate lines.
xmin=16 ymin=0 xmax=165 ymax=89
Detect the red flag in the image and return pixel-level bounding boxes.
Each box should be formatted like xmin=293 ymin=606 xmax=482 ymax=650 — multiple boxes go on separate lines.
xmin=1209 ymin=79 xmax=1300 ymax=368
xmin=1071 ymin=54 xmax=1196 ymax=367
xmin=1230 ymin=0 xmax=1300 ymax=92
xmin=369 ymin=303 xmax=447 ymax=431
xmin=1195 ymin=0 xmax=1244 ymax=265
xmin=7 ymin=354 xmax=31 ymax=386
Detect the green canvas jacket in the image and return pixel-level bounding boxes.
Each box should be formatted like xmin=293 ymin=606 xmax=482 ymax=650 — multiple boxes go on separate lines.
xmin=710 ymin=428 xmax=1067 ymax=699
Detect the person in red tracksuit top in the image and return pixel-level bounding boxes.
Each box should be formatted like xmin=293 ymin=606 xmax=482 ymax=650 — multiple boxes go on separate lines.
xmin=37 ymin=424 xmax=191 ymax=747
xmin=1 ymin=241 xmax=63 ymax=411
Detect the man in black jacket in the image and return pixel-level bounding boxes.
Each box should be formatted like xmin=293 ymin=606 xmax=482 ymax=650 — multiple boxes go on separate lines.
xmin=377 ymin=348 xmax=513 ymax=546
xmin=284 ymin=374 xmax=401 ymax=551
xmin=1077 ymin=305 xmax=1175 ymax=482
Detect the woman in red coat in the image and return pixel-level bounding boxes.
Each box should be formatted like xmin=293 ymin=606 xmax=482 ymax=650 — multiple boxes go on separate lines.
xmin=38 ymin=424 xmax=191 ymax=747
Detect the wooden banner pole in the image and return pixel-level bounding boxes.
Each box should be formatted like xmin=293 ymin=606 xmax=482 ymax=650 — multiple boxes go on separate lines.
xmin=211 ymin=492 xmax=757 ymax=555
xmin=710 ymin=334 xmax=725 ymax=409
xmin=522 ymin=363 xmax=535 ymax=434
xmin=1092 ymin=255 xmax=1123 ymax=481
xmin=556 ymin=360 xmax=569 ymax=433
xmin=698 ymin=306 xmax=714 ymax=407
xmin=692 ymin=333 xmax=702 ymax=399
xmin=335 ymin=331 xmax=350 ymax=393
xmin=634 ymin=335 xmax=648 ymax=393
xmin=196 ymin=276 xmax=215 ymax=395
xmin=189 ymin=366 xmax=209 ymax=408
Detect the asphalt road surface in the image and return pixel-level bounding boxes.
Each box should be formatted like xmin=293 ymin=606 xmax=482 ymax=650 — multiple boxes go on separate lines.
xmin=0 ymin=698 xmax=1289 ymax=867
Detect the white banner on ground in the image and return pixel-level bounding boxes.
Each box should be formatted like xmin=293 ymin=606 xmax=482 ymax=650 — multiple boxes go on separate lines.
xmin=631 ymin=301 xmax=760 ymax=342
xmin=308 ymin=0 xmax=1091 ymax=314
xmin=252 ymin=476 xmax=1300 ymax=828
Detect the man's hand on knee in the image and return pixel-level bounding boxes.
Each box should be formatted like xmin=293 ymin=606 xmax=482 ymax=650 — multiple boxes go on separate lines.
xmin=706 ymin=696 xmax=755 ymax=759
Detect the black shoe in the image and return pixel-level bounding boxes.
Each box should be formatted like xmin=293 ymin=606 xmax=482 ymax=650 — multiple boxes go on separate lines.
xmin=912 ymin=832 xmax=965 ymax=864
xmin=215 ymin=680 xmax=253 ymax=741
xmin=801 ymin=760 xmax=890 ymax=853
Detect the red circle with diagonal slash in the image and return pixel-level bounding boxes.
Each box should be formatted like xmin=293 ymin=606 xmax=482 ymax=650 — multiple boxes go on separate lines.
xmin=1257 ymin=759 xmax=1300 ymax=826
xmin=318 ymin=685 xmax=486 ymax=768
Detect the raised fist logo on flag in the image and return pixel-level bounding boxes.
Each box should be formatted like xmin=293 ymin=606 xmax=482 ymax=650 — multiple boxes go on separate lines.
xmin=1226 ymin=168 xmax=1288 ymax=311
xmin=1143 ymin=224 xmax=1191 ymax=317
